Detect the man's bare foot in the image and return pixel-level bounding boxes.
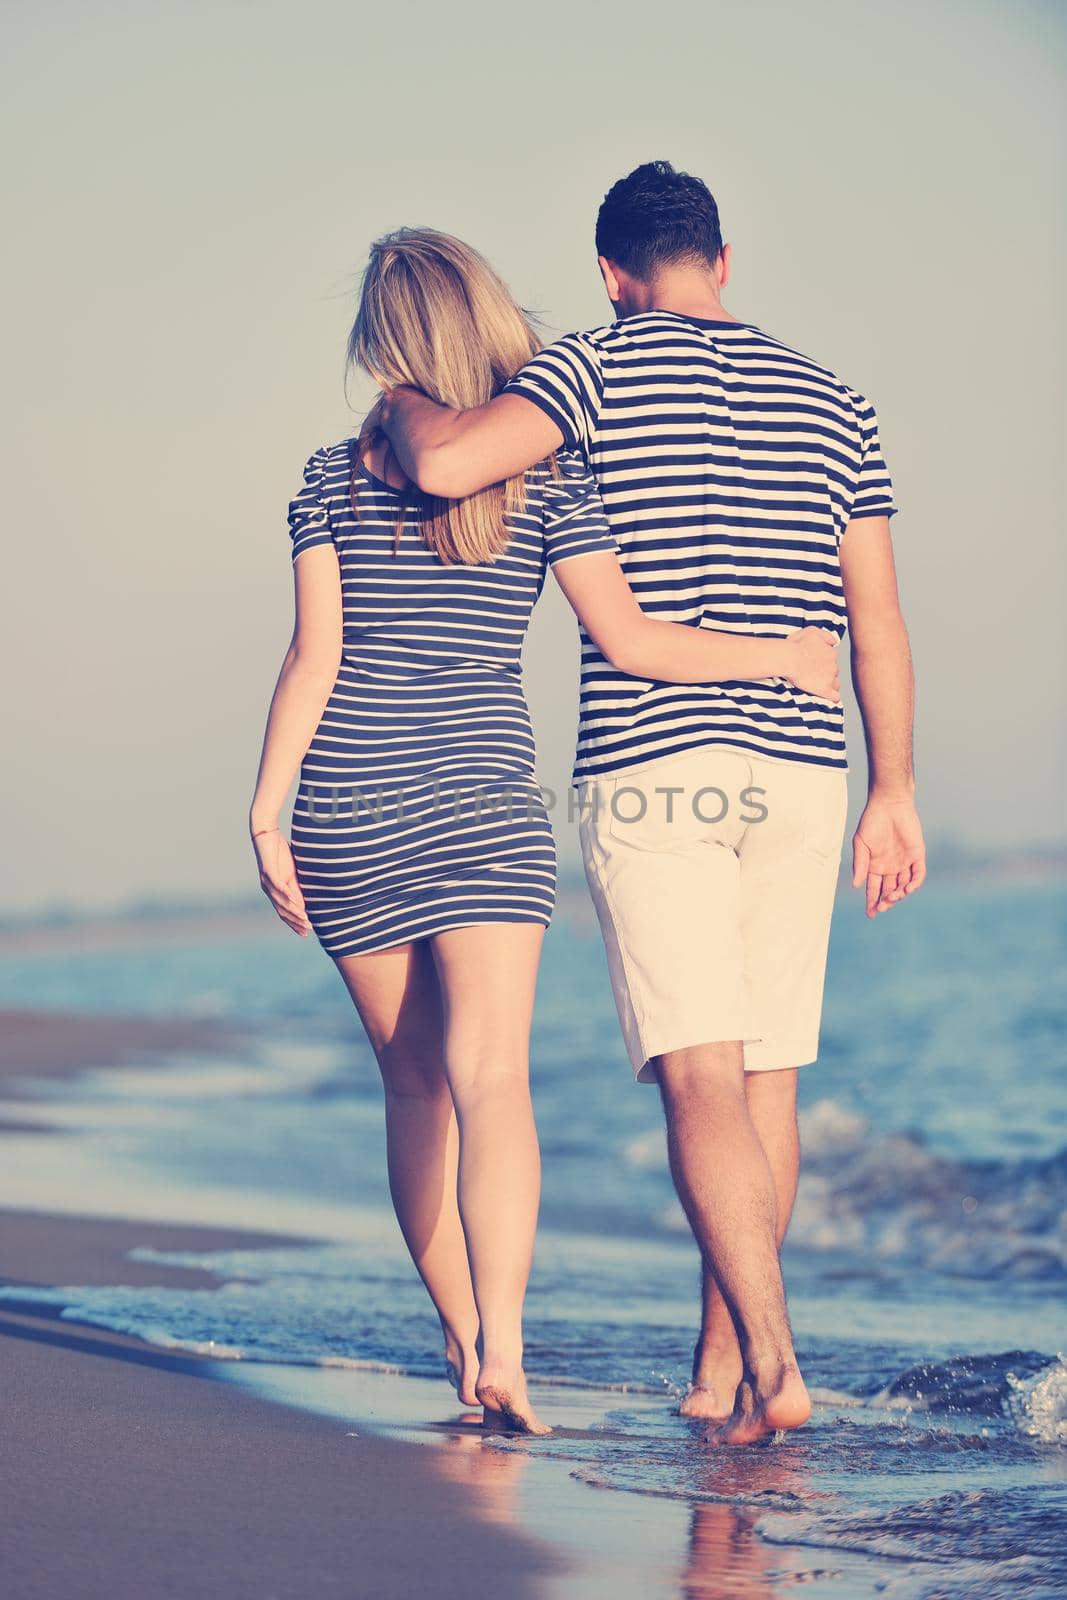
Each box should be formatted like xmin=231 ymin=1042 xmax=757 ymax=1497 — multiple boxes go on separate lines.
xmin=704 ymin=1365 xmax=811 ymax=1446
xmin=476 ymin=1363 xmax=551 ymax=1436
xmin=678 ymin=1340 xmax=744 ymax=1419
xmin=444 ymin=1339 xmax=480 ymax=1407
xmin=678 ymin=1382 xmax=734 ymax=1421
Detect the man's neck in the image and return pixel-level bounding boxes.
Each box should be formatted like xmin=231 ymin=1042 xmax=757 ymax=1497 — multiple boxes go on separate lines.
xmin=649 ymin=295 xmax=738 ymax=323
xmin=623 ymin=265 xmax=739 ymax=324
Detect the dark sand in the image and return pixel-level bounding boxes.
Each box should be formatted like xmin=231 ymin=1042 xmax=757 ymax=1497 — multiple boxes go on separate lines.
xmin=0 ymin=1006 xmax=260 ymax=1092
xmin=0 ymin=1012 xmax=553 ymax=1600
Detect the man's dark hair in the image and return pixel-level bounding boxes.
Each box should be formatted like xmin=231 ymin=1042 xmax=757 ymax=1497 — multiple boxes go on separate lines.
xmin=595 ymin=160 xmax=723 ymax=283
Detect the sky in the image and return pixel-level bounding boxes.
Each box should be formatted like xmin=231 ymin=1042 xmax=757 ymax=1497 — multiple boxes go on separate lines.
xmin=3 ymin=0 xmax=1065 ymax=913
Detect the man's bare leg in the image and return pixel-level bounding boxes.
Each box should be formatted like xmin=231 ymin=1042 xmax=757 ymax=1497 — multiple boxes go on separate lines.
xmin=678 ymin=1068 xmax=800 ymax=1420
xmin=655 ymin=1043 xmax=810 ymax=1444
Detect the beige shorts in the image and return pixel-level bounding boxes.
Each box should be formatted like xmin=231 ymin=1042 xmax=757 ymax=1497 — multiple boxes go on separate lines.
xmin=576 ymin=747 xmax=849 ymax=1082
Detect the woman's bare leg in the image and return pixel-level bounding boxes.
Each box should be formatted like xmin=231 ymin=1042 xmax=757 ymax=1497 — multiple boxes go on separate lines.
xmin=334 ymin=942 xmax=481 ymax=1405
xmin=430 ymin=923 xmax=549 ymax=1435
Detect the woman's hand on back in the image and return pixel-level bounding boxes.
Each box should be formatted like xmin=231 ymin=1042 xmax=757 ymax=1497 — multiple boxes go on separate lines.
xmin=780 ymin=627 xmax=842 ymax=702
xmin=252 ymin=827 xmax=312 ymax=937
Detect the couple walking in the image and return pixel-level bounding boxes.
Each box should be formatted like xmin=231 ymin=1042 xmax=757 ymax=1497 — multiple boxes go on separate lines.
xmin=250 ymin=161 xmax=925 ymax=1441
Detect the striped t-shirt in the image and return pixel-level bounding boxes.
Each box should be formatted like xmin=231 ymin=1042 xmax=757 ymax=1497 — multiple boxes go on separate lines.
xmin=505 ymin=310 xmax=897 ymax=779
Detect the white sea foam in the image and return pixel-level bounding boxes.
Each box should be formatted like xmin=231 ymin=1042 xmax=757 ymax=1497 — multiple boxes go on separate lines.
xmin=809 ymin=1386 xmax=866 ymax=1409
xmin=1007 ymin=1355 xmax=1067 ymax=1446
xmin=798 ymin=1098 xmax=869 ymax=1154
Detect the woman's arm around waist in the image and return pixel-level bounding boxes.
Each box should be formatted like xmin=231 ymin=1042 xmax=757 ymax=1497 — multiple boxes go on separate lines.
xmin=551 ymin=552 xmax=841 ymax=701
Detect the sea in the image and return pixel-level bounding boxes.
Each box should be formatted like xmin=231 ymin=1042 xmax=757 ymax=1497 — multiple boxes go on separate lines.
xmin=1 ymin=875 xmax=1064 ymax=1598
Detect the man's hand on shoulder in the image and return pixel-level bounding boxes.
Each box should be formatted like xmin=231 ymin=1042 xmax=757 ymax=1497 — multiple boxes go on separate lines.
xmin=852 ymin=789 xmax=926 ymax=917
xmin=380 ymin=385 xmax=435 ymax=431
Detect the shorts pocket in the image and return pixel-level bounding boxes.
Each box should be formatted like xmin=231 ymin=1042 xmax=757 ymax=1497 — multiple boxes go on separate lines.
xmin=799 ymin=773 xmax=849 ymax=864
xmin=605 ymin=751 xmax=752 ymax=851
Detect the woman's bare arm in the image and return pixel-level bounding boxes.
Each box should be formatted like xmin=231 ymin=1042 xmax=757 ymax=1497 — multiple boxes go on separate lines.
xmin=552 ymin=551 xmax=841 ymax=699
xmin=249 ymin=544 xmax=343 ymax=934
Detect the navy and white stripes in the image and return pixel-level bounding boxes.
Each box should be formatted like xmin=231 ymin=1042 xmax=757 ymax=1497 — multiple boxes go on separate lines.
xmin=286 ymin=442 xmax=615 ymax=958
xmin=506 ymin=310 xmax=897 ymax=777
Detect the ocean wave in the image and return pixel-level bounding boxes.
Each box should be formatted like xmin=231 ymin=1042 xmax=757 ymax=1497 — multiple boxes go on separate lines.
xmin=864 ymin=1351 xmax=1066 ymax=1447
xmin=757 ymin=1485 xmax=1067 ymax=1586
xmin=871 ymin=1351 xmax=1057 ymax=1419
xmin=791 ymin=1100 xmax=1066 ymax=1281
xmin=644 ymin=1099 xmax=1067 ymax=1283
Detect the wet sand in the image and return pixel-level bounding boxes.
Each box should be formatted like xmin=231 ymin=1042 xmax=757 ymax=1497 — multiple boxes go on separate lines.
xmin=0 ymin=1006 xmax=259 ymax=1092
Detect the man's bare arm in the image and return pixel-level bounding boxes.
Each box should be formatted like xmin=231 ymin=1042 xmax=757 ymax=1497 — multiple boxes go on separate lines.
xmin=381 ymin=388 xmax=562 ymax=499
xmin=839 ymin=513 xmax=926 ymax=917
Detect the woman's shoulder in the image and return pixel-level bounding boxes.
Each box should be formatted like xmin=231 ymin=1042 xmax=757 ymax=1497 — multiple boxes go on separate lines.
xmin=318 ymin=436 xmax=359 ymax=471
xmin=294 ymin=436 xmax=356 ymax=465
xmin=296 ymin=437 xmax=359 ymax=500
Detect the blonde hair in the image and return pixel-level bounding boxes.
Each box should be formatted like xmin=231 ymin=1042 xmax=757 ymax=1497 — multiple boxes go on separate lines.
xmin=347 ymin=229 xmax=542 ymax=565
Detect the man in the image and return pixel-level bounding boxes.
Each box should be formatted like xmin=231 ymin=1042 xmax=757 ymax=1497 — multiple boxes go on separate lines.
xmin=382 ymin=160 xmax=925 ymax=1444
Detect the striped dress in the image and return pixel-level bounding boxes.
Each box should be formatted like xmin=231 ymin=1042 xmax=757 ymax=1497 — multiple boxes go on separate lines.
xmin=284 ymin=441 xmax=615 ymax=958
xmin=505 ymin=310 xmax=898 ymax=779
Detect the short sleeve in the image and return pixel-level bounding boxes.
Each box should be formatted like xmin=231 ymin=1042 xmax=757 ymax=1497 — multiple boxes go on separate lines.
xmin=541 ymin=450 xmax=618 ymax=567
xmin=848 ymin=395 xmax=898 ymax=521
xmin=504 ymin=334 xmax=603 ymax=451
xmin=287 ymin=446 xmax=335 ymax=561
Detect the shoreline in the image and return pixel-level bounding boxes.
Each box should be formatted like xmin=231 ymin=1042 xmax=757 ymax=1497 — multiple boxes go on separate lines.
xmin=0 ymin=1204 xmax=553 ymax=1600
xmin=0 ymin=1008 xmax=556 ymax=1600
xmin=2 ymin=1000 xmax=1061 ymax=1598
xmin=0 ymin=1202 xmax=897 ymax=1600
xmin=0 ymin=1007 xmax=883 ymax=1599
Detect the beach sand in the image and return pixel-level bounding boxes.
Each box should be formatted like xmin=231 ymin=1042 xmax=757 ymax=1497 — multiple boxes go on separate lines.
xmin=0 ymin=1006 xmax=259 ymax=1090
xmin=0 ymin=1011 xmax=554 ymax=1600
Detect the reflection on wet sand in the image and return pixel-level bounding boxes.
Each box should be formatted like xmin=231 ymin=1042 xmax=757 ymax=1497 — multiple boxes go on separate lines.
xmin=678 ymin=1444 xmax=815 ymax=1600
xmin=422 ymin=1401 xmax=825 ymax=1600
xmin=426 ymin=1411 xmax=535 ymax=1530
xmin=682 ymin=1503 xmax=773 ymax=1600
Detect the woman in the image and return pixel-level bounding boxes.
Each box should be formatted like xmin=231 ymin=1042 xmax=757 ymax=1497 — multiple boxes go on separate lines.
xmin=249 ymin=229 xmax=839 ymax=1434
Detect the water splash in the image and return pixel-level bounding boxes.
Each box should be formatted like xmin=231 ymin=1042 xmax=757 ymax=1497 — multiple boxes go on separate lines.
xmin=1007 ymin=1355 xmax=1067 ymax=1446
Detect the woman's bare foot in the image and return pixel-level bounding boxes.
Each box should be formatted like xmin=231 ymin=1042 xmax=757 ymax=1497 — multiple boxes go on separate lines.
xmin=476 ymin=1362 xmax=551 ymax=1435
xmin=444 ymin=1339 xmax=480 ymax=1407
xmin=704 ymin=1364 xmax=811 ymax=1446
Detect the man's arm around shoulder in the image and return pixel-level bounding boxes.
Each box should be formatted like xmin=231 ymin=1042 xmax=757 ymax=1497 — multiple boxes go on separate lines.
xmin=382 ymin=389 xmax=563 ymax=498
